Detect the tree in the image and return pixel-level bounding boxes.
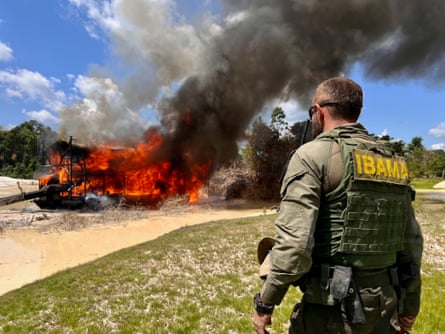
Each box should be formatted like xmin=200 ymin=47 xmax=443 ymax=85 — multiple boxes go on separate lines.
xmin=0 ymin=121 xmax=57 ymax=178
xmin=241 ymin=108 xmax=442 ymax=201
xmin=378 ymin=135 xmax=406 ymax=156
xmin=243 ymin=111 xmax=296 ymax=200
xmin=270 ymin=107 xmax=288 ymax=135
xmin=405 ymin=137 xmax=428 ymax=178
xmin=408 ymin=136 xmax=425 ymax=152
xmin=427 ymin=150 xmax=445 ymax=178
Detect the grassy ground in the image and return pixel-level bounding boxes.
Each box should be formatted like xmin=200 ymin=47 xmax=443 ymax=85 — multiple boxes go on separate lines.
xmin=412 ymin=178 xmax=443 ymax=189
xmin=0 ymin=195 xmax=444 ymax=333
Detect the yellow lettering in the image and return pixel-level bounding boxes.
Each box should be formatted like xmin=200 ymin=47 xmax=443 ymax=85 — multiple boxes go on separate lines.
xmin=353 ymin=148 xmax=409 ymax=184
xmin=363 ymin=156 xmax=376 ymax=175
xmin=391 ymin=160 xmax=400 ymax=178
xmin=400 ymin=161 xmax=409 ymax=179
xmin=386 ymin=160 xmax=394 ymax=177
xmin=376 ymin=157 xmax=387 ymax=176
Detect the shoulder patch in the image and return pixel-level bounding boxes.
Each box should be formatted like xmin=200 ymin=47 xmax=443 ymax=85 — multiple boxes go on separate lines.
xmin=352 ymin=149 xmax=409 ymax=185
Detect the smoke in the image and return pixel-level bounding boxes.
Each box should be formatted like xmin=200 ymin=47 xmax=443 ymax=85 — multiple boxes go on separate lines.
xmin=61 ymin=0 xmax=445 ymax=169
xmin=60 ymin=0 xmax=207 ymax=145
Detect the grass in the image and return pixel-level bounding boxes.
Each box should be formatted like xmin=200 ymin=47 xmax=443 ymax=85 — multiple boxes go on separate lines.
xmin=412 ymin=178 xmax=443 ymax=189
xmin=0 ymin=194 xmax=444 ymax=333
xmin=0 ymin=214 xmax=278 ymax=333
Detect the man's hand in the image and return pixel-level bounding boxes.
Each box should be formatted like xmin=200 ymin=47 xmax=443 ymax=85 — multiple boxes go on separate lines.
xmin=398 ymin=315 xmax=416 ymax=332
xmin=253 ymin=310 xmax=272 ymax=334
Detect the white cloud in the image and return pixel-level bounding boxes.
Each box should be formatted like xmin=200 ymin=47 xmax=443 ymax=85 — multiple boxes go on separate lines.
xmin=266 ymin=98 xmax=306 ymax=125
xmin=66 ymin=73 xmax=76 ymax=81
xmin=68 ymin=0 xmax=205 ymax=84
xmin=0 ymin=68 xmax=66 ymax=111
xmin=378 ymin=129 xmax=389 ymax=137
xmin=0 ymin=40 xmax=13 ymax=62
xmin=431 ymin=143 xmax=445 ymax=151
xmin=67 ymin=0 xmax=120 ymax=39
xmin=22 ymin=109 xmax=60 ymax=124
xmin=429 ymin=122 xmax=445 ymax=138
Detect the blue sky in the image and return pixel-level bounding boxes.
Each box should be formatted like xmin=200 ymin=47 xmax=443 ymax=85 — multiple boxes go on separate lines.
xmin=0 ymin=0 xmax=444 ymax=150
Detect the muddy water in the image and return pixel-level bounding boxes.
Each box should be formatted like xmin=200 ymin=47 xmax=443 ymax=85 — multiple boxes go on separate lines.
xmin=0 ymin=208 xmax=270 ymax=296
xmin=2 ymin=190 xmax=442 ymax=296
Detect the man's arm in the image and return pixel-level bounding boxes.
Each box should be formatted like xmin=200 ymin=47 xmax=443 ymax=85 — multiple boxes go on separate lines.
xmin=397 ymin=203 xmax=423 ymax=331
xmin=260 ymin=149 xmax=322 ymax=305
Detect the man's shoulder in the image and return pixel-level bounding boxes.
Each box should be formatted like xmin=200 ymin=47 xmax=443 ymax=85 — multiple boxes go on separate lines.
xmin=289 ymin=138 xmax=337 ymax=169
xmin=297 ymin=137 xmax=335 ymax=156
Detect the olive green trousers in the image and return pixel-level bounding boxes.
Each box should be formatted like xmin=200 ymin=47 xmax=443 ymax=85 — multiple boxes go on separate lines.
xmin=289 ymin=284 xmax=399 ymax=334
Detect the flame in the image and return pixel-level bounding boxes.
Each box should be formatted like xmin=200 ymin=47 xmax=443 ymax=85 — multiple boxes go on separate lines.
xmin=39 ymin=130 xmax=212 ymax=206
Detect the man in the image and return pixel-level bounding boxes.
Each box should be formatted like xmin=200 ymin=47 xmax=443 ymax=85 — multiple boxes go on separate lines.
xmin=252 ymin=77 xmax=423 ymax=334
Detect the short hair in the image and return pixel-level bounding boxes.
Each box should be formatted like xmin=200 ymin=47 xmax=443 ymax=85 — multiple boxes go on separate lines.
xmin=315 ymin=77 xmax=363 ymax=120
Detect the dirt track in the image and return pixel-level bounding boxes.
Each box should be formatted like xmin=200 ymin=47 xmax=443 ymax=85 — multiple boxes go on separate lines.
xmin=1 ymin=206 xmax=276 ymax=296
xmin=0 ymin=176 xmax=275 ymax=295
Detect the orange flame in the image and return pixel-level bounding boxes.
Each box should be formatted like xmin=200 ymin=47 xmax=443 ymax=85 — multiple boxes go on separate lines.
xmin=39 ymin=131 xmax=212 ymax=206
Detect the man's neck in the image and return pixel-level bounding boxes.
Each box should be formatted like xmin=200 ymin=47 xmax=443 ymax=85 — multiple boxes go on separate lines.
xmin=324 ymin=120 xmax=356 ymax=132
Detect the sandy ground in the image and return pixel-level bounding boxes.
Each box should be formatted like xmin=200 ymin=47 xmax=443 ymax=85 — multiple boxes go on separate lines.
xmin=0 ymin=208 xmax=272 ymax=296
xmin=433 ymin=180 xmax=445 ymax=189
xmin=0 ymin=177 xmax=275 ymax=296
xmin=1 ymin=177 xmax=444 ymax=296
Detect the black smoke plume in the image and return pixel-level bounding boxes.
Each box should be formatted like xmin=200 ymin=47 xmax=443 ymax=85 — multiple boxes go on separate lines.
xmin=61 ymin=0 xmax=445 ymax=177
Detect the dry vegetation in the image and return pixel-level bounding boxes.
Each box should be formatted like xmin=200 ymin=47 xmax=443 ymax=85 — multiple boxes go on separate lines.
xmin=414 ymin=198 xmax=445 ymax=271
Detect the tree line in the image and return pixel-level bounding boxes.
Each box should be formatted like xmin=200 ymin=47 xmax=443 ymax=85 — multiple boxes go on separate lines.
xmin=242 ymin=108 xmax=445 ymax=200
xmin=1 ymin=116 xmax=444 ymax=197
xmin=0 ymin=120 xmax=57 ymax=179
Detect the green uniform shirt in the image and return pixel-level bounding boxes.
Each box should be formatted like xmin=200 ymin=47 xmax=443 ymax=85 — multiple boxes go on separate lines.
xmin=261 ymin=123 xmax=423 ymax=316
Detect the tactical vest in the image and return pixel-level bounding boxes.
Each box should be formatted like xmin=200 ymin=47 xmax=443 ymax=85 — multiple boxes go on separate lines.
xmin=312 ymin=127 xmax=411 ymax=269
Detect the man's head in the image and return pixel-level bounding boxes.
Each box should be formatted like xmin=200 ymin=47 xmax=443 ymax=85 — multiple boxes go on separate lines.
xmin=309 ymin=77 xmax=363 ymax=138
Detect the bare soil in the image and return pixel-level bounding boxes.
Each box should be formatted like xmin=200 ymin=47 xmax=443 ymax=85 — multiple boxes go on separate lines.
xmin=0 ymin=177 xmax=276 ymax=295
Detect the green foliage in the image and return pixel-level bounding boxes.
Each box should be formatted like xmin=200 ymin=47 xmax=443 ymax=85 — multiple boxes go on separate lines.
xmin=241 ymin=108 xmax=313 ymax=201
xmin=427 ymin=150 xmax=445 ymax=178
xmin=404 ymin=137 xmax=445 ymax=178
xmin=378 ymin=134 xmax=406 ymax=155
xmin=269 ymin=107 xmax=288 ymax=134
xmin=406 ymin=137 xmax=427 ymax=178
xmin=243 ymin=108 xmax=445 ymax=200
xmin=242 ymin=114 xmax=297 ymax=200
xmin=409 ymin=136 xmax=425 ymax=152
xmin=0 ymin=121 xmax=57 ymax=178
xmin=411 ymin=178 xmax=443 ymax=189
